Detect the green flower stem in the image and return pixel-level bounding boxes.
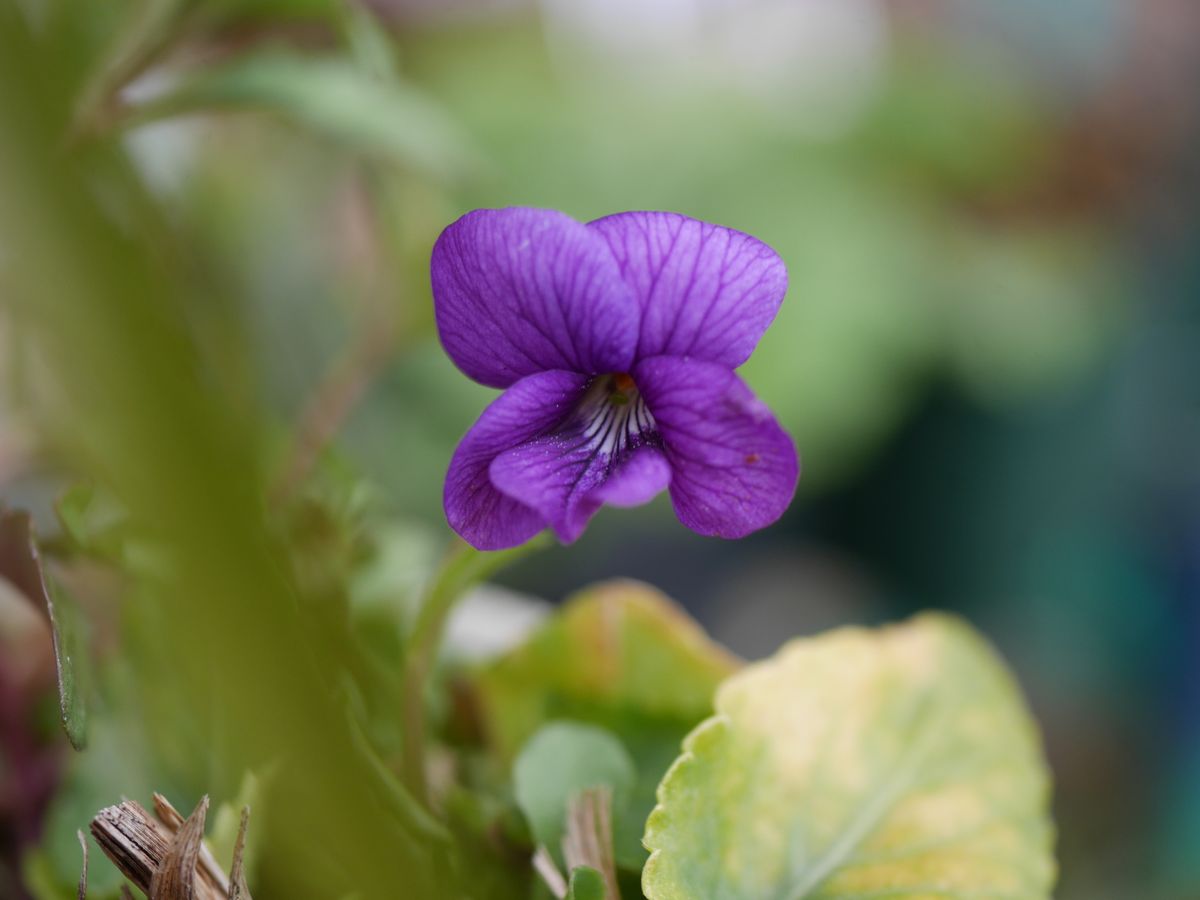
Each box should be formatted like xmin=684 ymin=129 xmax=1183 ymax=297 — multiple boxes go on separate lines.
xmin=400 ymin=533 xmax=550 ymax=805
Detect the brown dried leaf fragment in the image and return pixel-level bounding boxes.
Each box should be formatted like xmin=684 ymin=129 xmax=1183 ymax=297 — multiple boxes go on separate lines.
xmin=227 ymin=807 xmax=252 ymax=900
xmin=532 ymin=845 xmax=567 ymax=899
xmin=77 ymin=830 xmax=88 ymax=900
xmin=562 ymin=788 xmax=620 ymax=900
xmin=154 ymin=794 xmax=230 ymax=895
xmin=150 ymin=796 xmax=208 ymax=900
xmin=90 ymin=801 xmax=172 ymax=893
xmin=90 ymin=799 xmax=225 ymax=900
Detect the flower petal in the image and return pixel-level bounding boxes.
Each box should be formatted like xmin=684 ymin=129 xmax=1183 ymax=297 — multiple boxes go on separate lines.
xmin=634 ymin=356 xmax=798 ymax=538
xmin=432 ymin=207 xmax=640 ymax=388
xmin=588 ymin=211 xmax=787 ymax=368
xmin=445 ymin=370 xmax=592 ymax=550
xmin=591 ymin=446 xmax=671 ymax=508
xmin=490 ymin=440 xmax=670 ymax=544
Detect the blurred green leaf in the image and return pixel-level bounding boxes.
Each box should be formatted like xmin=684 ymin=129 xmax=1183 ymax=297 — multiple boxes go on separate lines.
xmin=0 ymin=508 xmax=89 ymax=750
xmin=45 ymin=579 xmax=90 ymax=752
xmin=338 ymin=0 xmax=399 ymax=81
xmin=472 ymin=579 xmax=738 ymax=870
xmin=566 ymin=865 xmax=606 ymax=900
xmin=513 ymin=722 xmax=634 ymax=861
xmin=130 ymin=52 xmax=478 ymax=179
xmin=473 ymin=579 xmax=739 ymax=762
xmin=0 ymin=7 xmax=465 ymax=891
xmin=643 ymin=613 xmax=1056 ymax=899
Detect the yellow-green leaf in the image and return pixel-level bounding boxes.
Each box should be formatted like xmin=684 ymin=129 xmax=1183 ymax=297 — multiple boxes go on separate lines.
xmin=643 ymin=613 xmax=1055 ymax=899
xmin=473 ymin=579 xmax=738 ymax=871
xmin=475 ymin=579 xmax=739 ymax=761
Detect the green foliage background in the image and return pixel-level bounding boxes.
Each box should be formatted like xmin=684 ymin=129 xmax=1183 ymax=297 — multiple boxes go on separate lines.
xmin=0 ymin=1 xmax=1197 ymax=898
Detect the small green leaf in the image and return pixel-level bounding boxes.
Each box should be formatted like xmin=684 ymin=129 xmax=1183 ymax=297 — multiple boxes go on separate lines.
xmin=129 ymin=53 xmax=477 ymax=179
xmin=566 ymin=866 xmax=607 ymax=900
xmin=643 ymin=613 xmax=1056 ymax=899
xmin=0 ymin=508 xmax=89 ymax=750
xmin=513 ymin=722 xmax=634 ymax=858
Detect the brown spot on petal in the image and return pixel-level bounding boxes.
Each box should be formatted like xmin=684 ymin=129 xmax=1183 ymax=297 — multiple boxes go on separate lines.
xmin=744 ymin=453 xmax=760 ymax=464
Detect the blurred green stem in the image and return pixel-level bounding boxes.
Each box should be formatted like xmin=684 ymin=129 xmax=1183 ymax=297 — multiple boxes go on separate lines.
xmin=71 ymin=0 xmax=194 ymax=141
xmin=400 ymin=534 xmax=549 ymax=805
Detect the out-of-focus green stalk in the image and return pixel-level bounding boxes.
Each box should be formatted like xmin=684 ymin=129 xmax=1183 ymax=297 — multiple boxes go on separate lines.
xmin=400 ymin=535 xmax=549 ymax=805
xmin=0 ymin=8 xmax=453 ymax=898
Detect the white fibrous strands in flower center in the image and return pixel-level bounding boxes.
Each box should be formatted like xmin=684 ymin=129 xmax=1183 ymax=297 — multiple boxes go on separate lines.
xmin=573 ymin=373 xmax=658 ymax=459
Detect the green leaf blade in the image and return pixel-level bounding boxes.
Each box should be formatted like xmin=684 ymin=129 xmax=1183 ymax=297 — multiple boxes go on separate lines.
xmin=0 ymin=508 xmax=90 ymax=750
xmin=643 ymin=613 xmax=1055 ymax=900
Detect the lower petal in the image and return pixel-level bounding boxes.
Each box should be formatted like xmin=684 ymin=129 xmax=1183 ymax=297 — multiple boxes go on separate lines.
xmin=489 ymin=435 xmax=608 ymax=544
xmin=591 ymin=446 xmax=672 ymax=508
xmin=444 ymin=370 xmax=592 ymax=550
xmin=634 ymin=356 xmax=799 ymax=538
xmin=491 ymin=437 xmax=670 ymax=543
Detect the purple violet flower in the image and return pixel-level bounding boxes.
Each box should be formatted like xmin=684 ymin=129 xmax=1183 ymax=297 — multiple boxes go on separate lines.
xmin=432 ymin=207 xmax=800 ymax=550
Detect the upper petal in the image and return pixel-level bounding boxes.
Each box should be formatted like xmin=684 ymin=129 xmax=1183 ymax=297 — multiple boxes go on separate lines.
xmin=634 ymin=356 xmax=799 ymax=538
xmin=432 ymin=207 xmax=641 ymax=387
xmin=588 ymin=211 xmax=787 ymax=367
xmin=444 ymin=370 xmax=592 ymax=550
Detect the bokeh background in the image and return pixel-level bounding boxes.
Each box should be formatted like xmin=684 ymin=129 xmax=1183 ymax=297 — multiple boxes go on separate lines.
xmin=1 ymin=0 xmax=1198 ymax=898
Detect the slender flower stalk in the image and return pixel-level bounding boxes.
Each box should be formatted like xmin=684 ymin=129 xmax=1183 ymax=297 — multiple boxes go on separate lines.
xmin=399 ymin=536 xmax=549 ymax=803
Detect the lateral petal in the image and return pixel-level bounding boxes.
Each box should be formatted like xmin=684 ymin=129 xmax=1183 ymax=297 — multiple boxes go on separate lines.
xmin=634 ymin=356 xmax=798 ymax=538
xmin=444 ymin=370 xmax=591 ymax=550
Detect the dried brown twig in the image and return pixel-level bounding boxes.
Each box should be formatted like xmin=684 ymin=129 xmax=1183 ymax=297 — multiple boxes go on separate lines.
xmin=89 ymin=795 xmax=252 ymax=900
xmin=532 ymin=787 xmax=621 ymax=900
xmin=563 ymin=788 xmax=620 ymax=900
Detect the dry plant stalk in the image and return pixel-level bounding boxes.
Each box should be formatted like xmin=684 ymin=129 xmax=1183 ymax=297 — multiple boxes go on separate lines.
xmin=563 ymin=787 xmax=620 ymax=900
xmin=154 ymin=795 xmax=231 ymax=895
xmin=227 ymin=807 xmax=251 ymax=900
xmin=77 ymin=830 xmax=88 ymax=900
xmin=532 ymin=845 xmax=568 ymax=898
xmin=89 ymin=795 xmax=252 ymax=900
xmin=532 ymin=786 xmax=622 ymax=900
